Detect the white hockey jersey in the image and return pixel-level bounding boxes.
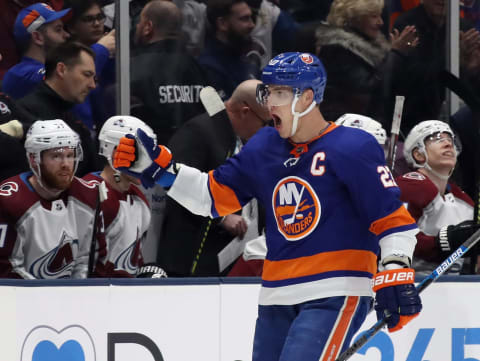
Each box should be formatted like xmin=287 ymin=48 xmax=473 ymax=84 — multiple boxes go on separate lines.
xmin=0 ymin=173 xmax=99 ymax=279
xmin=396 ymin=171 xmax=474 ymax=274
xmin=83 ymin=172 xmax=151 ymax=276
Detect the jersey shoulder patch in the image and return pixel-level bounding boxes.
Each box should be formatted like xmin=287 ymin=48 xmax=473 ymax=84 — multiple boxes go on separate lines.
xmin=401 ymin=172 xmax=426 ymax=181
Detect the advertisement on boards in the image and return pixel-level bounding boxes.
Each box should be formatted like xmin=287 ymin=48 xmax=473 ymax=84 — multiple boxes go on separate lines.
xmin=1 ymin=280 xmax=479 ymax=361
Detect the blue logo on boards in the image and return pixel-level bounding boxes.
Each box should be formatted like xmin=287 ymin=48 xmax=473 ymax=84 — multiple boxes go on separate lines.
xmin=21 ymin=325 xmax=96 ymax=361
xmin=33 ymin=340 xmax=85 ymax=361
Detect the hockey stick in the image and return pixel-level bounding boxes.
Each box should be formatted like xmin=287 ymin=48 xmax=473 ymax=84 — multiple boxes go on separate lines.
xmin=335 ymin=226 xmax=480 ymax=361
xmin=88 ymin=180 xmax=108 ymax=277
xmin=284 ymin=186 xmax=305 ymax=225
xmin=385 ymin=95 xmax=405 ymax=172
xmin=440 ymin=69 xmax=480 ymax=272
xmin=199 ymin=86 xmax=226 ymax=117
xmin=190 ymin=86 xmax=230 ymax=275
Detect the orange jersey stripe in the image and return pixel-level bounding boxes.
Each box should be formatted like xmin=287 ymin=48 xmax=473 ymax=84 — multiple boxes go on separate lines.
xmin=262 ymin=249 xmax=377 ymax=281
xmin=321 ymin=296 xmax=360 ymax=361
xmin=369 ymin=205 xmax=415 ymax=236
xmin=208 ymin=171 xmax=242 ymax=216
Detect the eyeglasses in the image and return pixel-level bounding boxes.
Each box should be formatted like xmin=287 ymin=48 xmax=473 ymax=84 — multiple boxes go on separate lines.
xmin=256 ymin=84 xmax=295 ymax=107
xmin=243 ymin=101 xmax=271 ymax=126
xmin=80 ymin=13 xmax=106 ymax=24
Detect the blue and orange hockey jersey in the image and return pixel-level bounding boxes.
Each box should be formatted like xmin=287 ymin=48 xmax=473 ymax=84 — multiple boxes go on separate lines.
xmin=168 ymin=123 xmax=418 ymax=305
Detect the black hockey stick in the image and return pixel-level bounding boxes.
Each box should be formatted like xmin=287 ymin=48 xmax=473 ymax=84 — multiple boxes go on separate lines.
xmin=335 ymin=227 xmax=480 ymax=361
xmin=439 ymin=70 xmax=480 ymax=112
xmin=88 ymin=180 xmax=108 ymax=277
xmin=386 ymin=95 xmax=405 ymax=172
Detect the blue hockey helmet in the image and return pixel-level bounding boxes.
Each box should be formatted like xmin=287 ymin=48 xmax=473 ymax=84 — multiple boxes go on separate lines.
xmin=259 ymin=52 xmax=327 ymax=104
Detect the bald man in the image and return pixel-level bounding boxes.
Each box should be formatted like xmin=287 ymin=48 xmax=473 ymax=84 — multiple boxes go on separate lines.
xmin=130 ymin=0 xmax=209 ymax=145
xmin=157 ymin=79 xmax=271 ymax=277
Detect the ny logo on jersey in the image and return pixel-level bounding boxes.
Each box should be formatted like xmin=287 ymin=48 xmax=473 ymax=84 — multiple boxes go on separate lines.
xmin=272 ymin=176 xmax=320 ymax=241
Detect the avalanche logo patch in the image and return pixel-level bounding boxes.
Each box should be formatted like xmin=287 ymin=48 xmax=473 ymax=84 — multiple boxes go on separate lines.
xmin=402 ymin=172 xmax=426 ymax=181
xmin=272 ymin=176 xmax=320 ymax=241
xmin=0 ymin=181 xmax=18 ymax=196
xmin=21 ymin=325 xmax=96 ymax=361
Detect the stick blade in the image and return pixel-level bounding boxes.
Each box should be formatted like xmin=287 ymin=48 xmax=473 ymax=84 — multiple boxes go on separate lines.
xmin=200 ymin=86 xmax=225 ymax=116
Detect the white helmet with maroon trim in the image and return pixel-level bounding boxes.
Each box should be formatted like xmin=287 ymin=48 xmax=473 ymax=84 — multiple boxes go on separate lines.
xmin=336 ymin=113 xmax=387 ymax=145
xmin=98 ymin=115 xmax=156 ymax=169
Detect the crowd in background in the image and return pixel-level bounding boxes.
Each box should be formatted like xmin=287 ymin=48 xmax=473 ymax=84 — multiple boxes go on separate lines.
xmin=1 ymin=0 xmax=480 ymax=279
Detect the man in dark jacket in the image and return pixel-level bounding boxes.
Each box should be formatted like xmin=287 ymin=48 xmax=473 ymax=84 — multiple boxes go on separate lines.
xmin=131 ymin=0 xmax=209 ymax=145
xmin=18 ymin=41 xmax=99 ymax=176
xmin=158 ymin=79 xmax=270 ymax=276
xmin=198 ymin=0 xmax=260 ymax=100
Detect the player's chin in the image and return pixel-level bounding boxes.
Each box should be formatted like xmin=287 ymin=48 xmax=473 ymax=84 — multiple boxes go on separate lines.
xmin=53 ymin=177 xmax=73 ymax=190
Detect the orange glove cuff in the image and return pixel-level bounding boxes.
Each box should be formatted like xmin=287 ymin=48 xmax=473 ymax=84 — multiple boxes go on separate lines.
xmin=372 ymin=268 xmax=415 ymax=292
xmin=154 ymin=145 xmax=172 ymax=168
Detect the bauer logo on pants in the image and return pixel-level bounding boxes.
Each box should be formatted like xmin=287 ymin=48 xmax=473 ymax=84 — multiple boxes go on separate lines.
xmin=21 ymin=325 xmax=96 ymax=361
xmin=272 ymin=176 xmax=320 ymax=241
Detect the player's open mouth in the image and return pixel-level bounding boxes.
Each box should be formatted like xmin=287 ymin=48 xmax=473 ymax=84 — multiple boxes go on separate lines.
xmin=272 ymin=114 xmax=281 ymax=128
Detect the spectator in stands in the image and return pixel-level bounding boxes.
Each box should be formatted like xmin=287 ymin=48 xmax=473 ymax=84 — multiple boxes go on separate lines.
xmin=131 ymin=0 xmax=208 ymax=145
xmin=0 ymin=0 xmax=64 ymax=80
xmin=392 ymin=0 xmax=480 ymax=135
xmin=0 ymin=119 xmax=101 ymax=279
xmin=0 ymin=92 xmax=36 ymax=181
xmin=62 ymin=0 xmax=116 ymax=133
xmin=198 ymin=0 xmax=260 ymax=99
xmin=315 ymin=0 xmax=419 ymax=127
xmin=158 ymin=79 xmax=270 ymax=277
xmin=2 ymin=3 xmax=71 ymax=99
xmin=17 ymin=41 xmax=99 ymax=176
xmin=172 ymin=0 xmax=208 ymax=56
xmin=63 ymin=0 xmax=109 ymax=46
xmin=396 ymin=120 xmax=478 ymax=275
xmin=83 ymin=115 xmax=156 ymax=277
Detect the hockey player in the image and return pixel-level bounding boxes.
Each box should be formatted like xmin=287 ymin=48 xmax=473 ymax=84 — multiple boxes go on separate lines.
xmin=397 ymin=120 xmax=479 ymax=274
xmin=113 ymin=52 xmax=422 ymax=361
xmin=0 ymin=119 xmax=100 ymax=279
xmin=83 ymin=115 xmax=164 ymax=277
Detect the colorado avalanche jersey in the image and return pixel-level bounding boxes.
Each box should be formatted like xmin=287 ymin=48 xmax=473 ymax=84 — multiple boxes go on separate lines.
xmin=0 ymin=173 xmax=99 ymax=279
xmin=396 ymin=171 xmax=474 ymax=274
xmin=83 ymin=172 xmax=151 ymax=276
xmin=169 ymin=124 xmax=418 ymax=305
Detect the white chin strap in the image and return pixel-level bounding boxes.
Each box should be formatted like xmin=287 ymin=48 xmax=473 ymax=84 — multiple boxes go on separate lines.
xmin=418 ymin=151 xmax=454 ymax=181
xmin=290 ymin=94 xmax=317 ymax=137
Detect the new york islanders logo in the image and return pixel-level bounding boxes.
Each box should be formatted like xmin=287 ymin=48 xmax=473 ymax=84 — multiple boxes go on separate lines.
xmin=300 ymin=53 xmax=314 ymax=64
xmin=272 ymin=176 xmax=320 ymax=241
